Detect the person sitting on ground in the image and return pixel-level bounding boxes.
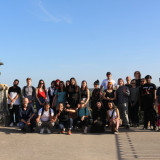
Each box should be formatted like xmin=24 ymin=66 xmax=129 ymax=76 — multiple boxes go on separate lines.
xmin=55 ymin=103 xmax=73 ymax=135
xmin=91 ymin=101 xmax=106 ymax=133
xmin=36 ymin=103 xmax=55 ymax=134
xmin=107 ymin=102 xmax=120 ymax=134
xmin=19 ymin=98 xmax=35 ymax=132
xmin=74 ymin=100 xmax=89 ymax=134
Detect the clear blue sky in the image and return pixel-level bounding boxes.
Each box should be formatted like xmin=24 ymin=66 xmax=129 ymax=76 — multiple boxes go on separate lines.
xmin=0 ymin=0 xmax=160 ymax=88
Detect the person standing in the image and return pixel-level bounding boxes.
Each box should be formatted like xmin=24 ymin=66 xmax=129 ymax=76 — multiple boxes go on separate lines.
xmin=47 ymin=81 xmax=56 ymax=107
xmin=36 ymin=80 xmax=47 ymax=112
xmin=91 ymin=80 xmax=102 ymax=110
xmin=134 ymin=71 xmax=141 ymax=87
xmin=66 ymin=77 xmax=81 ymax=109
xmin=100 ymin=72 xmax=117 ymax=90
xmin=116 ymin=78 xmax=130 ymax=129
xmin=81 ymin=80 xmax=90 ymax=108
xmin=22 ymin=78 xmax=35 ymax=107
xmin=52 ymin=81 xmax=66 ymax=113
xmin=129 ymin=79 xmax=140 ymax=127
xmin=8 ymin=79 xmax=21 ymax=127
xmin=141 ymin=75 xmax=157 ymax=130
xmin=125 ymin=76 xmax=132 ymax=125
xmin=102 ymin=82 xmax=116 ymax=110
xmin=125 ymin=76 xmax=132 ymax=89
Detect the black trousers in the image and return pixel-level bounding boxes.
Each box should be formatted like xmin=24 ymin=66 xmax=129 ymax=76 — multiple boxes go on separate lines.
xmin=130 ymin=103 xmax=139 ymax=125
xmin=144 ymin=107 xmax=156 ymax=128
xmin=8 ymin=104 xmax=19 ymax=124
xmin=74 ymin=117 xmax=89 ymax=128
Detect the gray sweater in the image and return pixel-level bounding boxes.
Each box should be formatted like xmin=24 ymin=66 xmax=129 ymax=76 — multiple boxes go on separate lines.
xmin=116 ymin=85 xmax=130 ymax=105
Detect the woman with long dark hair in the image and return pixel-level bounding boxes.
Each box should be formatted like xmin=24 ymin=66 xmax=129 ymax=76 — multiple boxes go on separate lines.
xmin=81 ymin=80 xmax=90 ymax=108
xmin=36 ymin=79 xmax=47 ymax=112
xmin=134 ymin=71 xmax=141 ymax=87
xmin=66 ymin=77 xmax=81 ymax=109
xmin=52 ymin=81 xmax=66 ymax=113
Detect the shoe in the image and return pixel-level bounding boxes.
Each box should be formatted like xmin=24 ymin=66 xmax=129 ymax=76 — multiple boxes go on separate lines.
xmin=60 ymin=130 xmax=65 ymax=134
xmin=9 ymin=122 xmax=14 ymax=127
xmin=16 ymin=123 xmax=19 ymax=127
xmin=40 ymin=128 xmax=45 ymax=134
xmin=126 ymin=125 xmax=130 ymax=129
xmin=84 ymin=127 xmax=88 ymax=134
xmin=67 ymin=130 xmax=72 ymax=135
xmin=143 ymin=127 xmax=147 ymax=130
xmin=114 ymin=131 xmax=118 ymax=135
xmin=46 ymin=128 xmax=51 ymax=134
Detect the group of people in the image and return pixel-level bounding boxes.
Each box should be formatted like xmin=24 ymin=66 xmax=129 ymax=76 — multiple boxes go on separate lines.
xmin=7 ymin=71 xmax=160 ymax=135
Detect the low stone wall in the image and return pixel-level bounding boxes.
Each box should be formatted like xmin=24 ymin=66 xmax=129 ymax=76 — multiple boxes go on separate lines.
xmin=0 ymin=84 xmax=9 ymax=126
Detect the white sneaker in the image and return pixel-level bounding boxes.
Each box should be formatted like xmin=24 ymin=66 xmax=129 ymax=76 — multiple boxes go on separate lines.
xmin=84 ymin=127 xmax=88 ymax=134
xmin=9 ymin=122 xmax=14 ymax=127
xmin=40 ymin=128 xmax=45 ymax=134
xmin=46 ymin=128 xmax=51 ymax=134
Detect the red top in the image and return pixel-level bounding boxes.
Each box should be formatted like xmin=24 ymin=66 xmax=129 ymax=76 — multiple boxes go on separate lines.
xmin=38 ymin=89 xmax=46 ymax=99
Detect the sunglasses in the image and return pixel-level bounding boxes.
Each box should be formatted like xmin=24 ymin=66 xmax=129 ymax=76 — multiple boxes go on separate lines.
xmin=131 ymin=83 xmax=135 ymax=84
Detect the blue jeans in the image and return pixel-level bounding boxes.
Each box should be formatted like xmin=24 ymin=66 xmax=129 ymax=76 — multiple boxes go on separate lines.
xmin=59 ymin=118 xmax=73 ymax=130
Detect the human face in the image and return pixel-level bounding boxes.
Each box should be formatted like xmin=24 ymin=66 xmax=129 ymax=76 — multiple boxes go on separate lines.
xmin=146 ymin=78 xmax=151 ymax=83
xmin=27 ymin=79 xmax=31 ymax=86
xmin=82 ymin=81 xmax=87 ymax=88
xmin=44 ymin=104 xmax=50 ymax=111
xmin=141 ymin=79 xmax=146 ymax=85
xmin=108 ymin=83 xmax=113 ymax=90
xmin=135 ymin=72 xmax=140 ymax=79
xmin=97 ymin=102 xmax=101 ymax=109
xmin=23 ymin=98 xmax=29 ymax=107
xmin=14 ymin=80 xmax=19 ymax=87
xmin=71 ymin=79 xmax=75 ymax=85
xmin=40 ymin=81 xmax=44 ymax=86
xmin=60 ymin=83 xmax=63 ymax=89
xmin=80 ymin=101 xmax=85 ymax=108
xmin=59 ymin=103 xmax=64 ymax=111
xmin=94 ymin=84 xmax=99 ymax=89
xmin=118 ymin=79 xmax=124 ymax=86
xmin=131 ymin=80 xmax=136 ymax=87
xmin=126 ymin=76 xmax=131 ymax=83
xmin=108 ymin=102 xmax=113 ymax=109
xmin=107 ymin=74 xmax=112 ymax=80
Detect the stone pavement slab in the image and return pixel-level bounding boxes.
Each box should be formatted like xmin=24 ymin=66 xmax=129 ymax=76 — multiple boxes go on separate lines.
xmin=0 ymin=126 xmax=160 ymax=160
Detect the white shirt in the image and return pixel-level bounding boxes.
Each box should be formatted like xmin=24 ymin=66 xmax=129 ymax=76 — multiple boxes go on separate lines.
xmin=101 ymin=79 xmax=117 ymax=90
xmin=109 ymin=109 xmax=118 ymax=119
xmin=38 ymin=108 xmax=54 ymax=122
xmin=8 ymin=92 xmax=20 ymax=105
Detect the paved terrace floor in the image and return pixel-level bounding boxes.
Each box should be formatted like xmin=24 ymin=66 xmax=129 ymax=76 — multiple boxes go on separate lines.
xmin=0 ymin=126 xmax=160 ymax=160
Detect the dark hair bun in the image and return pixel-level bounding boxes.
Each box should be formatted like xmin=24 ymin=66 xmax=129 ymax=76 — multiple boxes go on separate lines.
xmin=94 ymin=80 xmax=99 ymax=85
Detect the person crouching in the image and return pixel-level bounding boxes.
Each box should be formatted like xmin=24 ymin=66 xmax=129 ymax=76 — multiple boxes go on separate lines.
xmin=36 ymin=103 xmax=55 ymax=134
xmin=107 ymin=102 xmax=120 ymax=134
